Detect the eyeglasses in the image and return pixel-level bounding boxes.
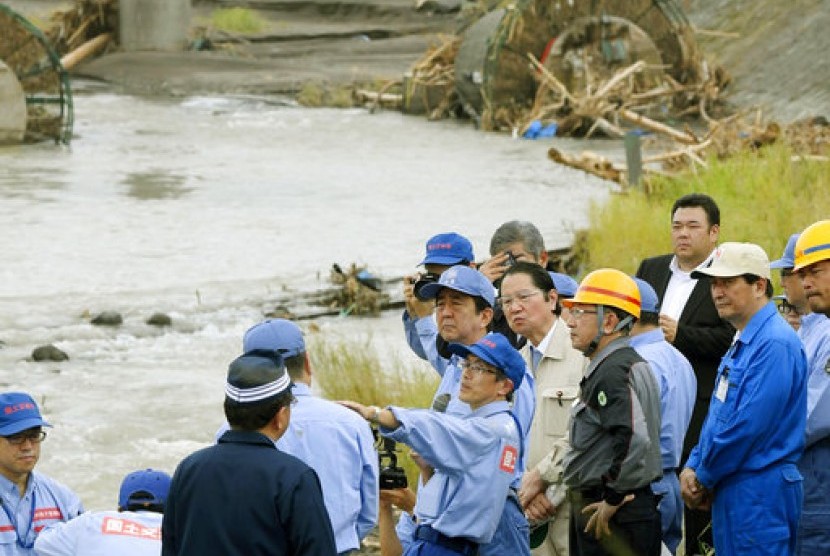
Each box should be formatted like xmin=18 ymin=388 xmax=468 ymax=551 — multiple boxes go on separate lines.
xmin=4 ymin=430 xmax=47 ymax=446
xmin=498 ymin=290 xmax=542 ymax=310
xmin=460 ymin=360 xmax=497 ymax=376
xmin=568 ymin=308 xmax=598 ymax=319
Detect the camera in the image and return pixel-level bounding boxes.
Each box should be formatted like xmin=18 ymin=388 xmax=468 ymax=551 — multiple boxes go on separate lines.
xmin=374 ymin=430 xmax=408 ymax=490
xmin=504 ymin=250 xmax=518 ymax=268
xmin=412 ymin=272 xmax=440 ymax=301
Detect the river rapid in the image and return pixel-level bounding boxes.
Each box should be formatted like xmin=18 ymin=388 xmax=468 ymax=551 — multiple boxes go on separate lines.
xmin=0 ymin=83 xmax=612 ymax=509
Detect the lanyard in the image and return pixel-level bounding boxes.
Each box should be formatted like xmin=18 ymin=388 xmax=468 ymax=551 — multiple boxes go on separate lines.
xmin=0 ymin=490 xmax=37 ymax=549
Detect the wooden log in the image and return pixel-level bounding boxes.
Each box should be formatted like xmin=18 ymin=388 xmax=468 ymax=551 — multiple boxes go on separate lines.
xmin=60 ymin=33 xmax=112 ymax=70
xmin=619 ymin=108 xmax=699 ymax=145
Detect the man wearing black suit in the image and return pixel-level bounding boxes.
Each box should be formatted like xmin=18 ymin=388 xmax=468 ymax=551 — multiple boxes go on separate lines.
xmin=635 ymin=193 xmax=734 ymax=556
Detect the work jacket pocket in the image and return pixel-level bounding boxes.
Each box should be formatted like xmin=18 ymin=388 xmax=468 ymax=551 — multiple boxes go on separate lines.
xmin=542 ymin=387 xmax=578 ymax=439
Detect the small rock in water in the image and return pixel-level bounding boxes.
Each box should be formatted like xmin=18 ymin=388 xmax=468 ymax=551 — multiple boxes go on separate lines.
xmin=32 ymin=344 xmax=69 ymax=362
xmin=146 ymin=313 xmax=172 ymax=327
xmin=91 ymin=311 xmax=123 ymax=326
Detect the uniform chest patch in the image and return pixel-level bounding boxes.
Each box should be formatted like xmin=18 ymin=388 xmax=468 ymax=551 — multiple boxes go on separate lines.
xmin=598 ymin=391 xmax=607 ymax=407
xmin=499 ymin=445 xmax=518 ymax=473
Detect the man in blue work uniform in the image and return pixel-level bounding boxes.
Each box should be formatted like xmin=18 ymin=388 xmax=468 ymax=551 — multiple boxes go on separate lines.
xmin=0 ymin=392 xmax=83 ymax=556
xmin=630 ymin=278 xmax=696 ymax=555
xmin=34 ymin=468 xmax=170 ymax=556
xmin=162 ymin=351 xmax=336 ymax=556
xmin=403 ymin=232 xmax=476 ymax=369
xmin=681 ymin=242 xmax=808 ymax=556
xmin=561 ymin=269 xmax=663 ymax=556
xmin=342 ymin=332 xmax=527 ymax=556
xmin=790 ymin=222 xmax=830 ymax=556
xmin=239 ymin=318 xmax=378 ymax=556
xmin=416 ymin=265 xmax=535 ymax=556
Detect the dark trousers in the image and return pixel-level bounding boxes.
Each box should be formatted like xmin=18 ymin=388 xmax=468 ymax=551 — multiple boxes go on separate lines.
xmin=568 ymin=486 xmax=661 ymax=556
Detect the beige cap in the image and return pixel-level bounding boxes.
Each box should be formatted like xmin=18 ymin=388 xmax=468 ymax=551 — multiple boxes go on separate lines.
xmin=691 ymin=242 xmax=771 ymax=280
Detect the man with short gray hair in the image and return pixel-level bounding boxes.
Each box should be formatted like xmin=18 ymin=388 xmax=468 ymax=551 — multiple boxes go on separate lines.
xmin=681 ymin=242 xmax=808 ymax=556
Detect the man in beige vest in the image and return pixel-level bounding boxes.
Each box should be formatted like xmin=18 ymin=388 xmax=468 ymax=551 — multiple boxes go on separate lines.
xmin=500 ymin=262 xmax=587 ymax=555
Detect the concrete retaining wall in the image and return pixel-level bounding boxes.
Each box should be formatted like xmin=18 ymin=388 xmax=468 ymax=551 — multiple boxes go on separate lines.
xmin=0 ymin=60 xmax=26 ymax=145
xmin=119 ymin=0 xmax=191 ymax=51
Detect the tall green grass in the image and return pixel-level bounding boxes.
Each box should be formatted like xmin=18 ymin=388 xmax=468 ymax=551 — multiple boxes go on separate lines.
xmin=309 ymin=336 xmax=439 ymax=489
xmin=585 ymin=145 xmax=830 ymax=275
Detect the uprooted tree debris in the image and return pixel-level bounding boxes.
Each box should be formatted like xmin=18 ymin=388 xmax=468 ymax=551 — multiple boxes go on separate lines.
xmin=352 ymin=0 xmax=828 ymax=185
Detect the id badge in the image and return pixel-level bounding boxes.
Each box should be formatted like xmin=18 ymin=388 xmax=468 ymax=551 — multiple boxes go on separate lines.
xmin=715 ymin=373 xmax=729 ymax=402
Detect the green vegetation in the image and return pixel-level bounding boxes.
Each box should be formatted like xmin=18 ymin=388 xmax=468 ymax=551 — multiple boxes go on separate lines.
xmin=209 ymin=8 xmax=267 ymax=35
xmin=309 ymin=336 xmax=439 ymax=489
xmin=584 ymin=145 xmax=830 ymax=276
xmin=296 ymin=82 xmax=356 ymax=109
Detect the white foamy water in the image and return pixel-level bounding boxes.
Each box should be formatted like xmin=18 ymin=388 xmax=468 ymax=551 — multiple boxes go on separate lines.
xmin=0 ymin=84 xmax=612 ymax=509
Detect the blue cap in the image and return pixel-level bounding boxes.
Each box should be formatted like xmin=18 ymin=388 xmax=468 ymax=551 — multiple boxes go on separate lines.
xmin=118 ymin=469 xmax=172 ymax=510
xmin=548 ymin=272 xmax=579 ymax=298
xmin=447 ymin=333 xmax=525 ymax=391
xmin=419 ymin=233 xmax=475 ymax=266
xmin=770 ymin=233 xmax=800 ymax=269
xmin=417 ymin=265 xmax=495 ymax=307
xmin=0 ymin=392 xmax=51 ymax=436
xmin=243 ymin=319 xmax=305 ymax=357
xmin=632 ymin=277 xmax=660 ymax=314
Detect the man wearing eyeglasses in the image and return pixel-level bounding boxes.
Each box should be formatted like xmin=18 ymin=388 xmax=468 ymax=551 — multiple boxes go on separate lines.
xmin=500 ymin=262 xmax=586 ymax=556
xmin=0 ymin=392 xmax=83 ymax=555
xmin=407 ymin=265 xmax=536 ymax=556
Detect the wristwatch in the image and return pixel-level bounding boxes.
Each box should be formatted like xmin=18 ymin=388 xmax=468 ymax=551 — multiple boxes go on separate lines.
xmin=368 ymin=406 xmax=381 ymax=424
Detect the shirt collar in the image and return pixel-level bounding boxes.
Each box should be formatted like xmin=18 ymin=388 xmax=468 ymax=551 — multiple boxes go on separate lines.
xmin=531 ymin=319 xmax=558 ymax=354
xmin=292 ymin=383 xmax=312 ymax=397
xmin=469 ymin=400 xmax=511 ymax=419
xmin=669 ymin=249 xmax=717 ymax=275
xmin=628 ymin=327 xmax=664 ymax=348
xmin=584 ymin=336 xmax=631 ymax=379
xmin=735 ymin=301 xmax=778 ymax=345
xmin=217 ymin=429 xmax=278 ymax=448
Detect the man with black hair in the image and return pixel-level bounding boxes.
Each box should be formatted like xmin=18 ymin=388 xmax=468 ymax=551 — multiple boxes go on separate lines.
xmin=232 ymin=319 xmax=378 ymax=556
xmin=162 ymin=350 xmax=336 ymax=556
xmin=635 ymin=193 xmax=734 ymax=554
xmin=34 ymin=469 xmax=171 ymax=556
xmin=681 ymin=243 xmax=807 ymax=556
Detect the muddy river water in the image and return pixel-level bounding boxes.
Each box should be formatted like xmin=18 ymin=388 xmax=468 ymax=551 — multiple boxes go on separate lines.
xmin=0 ymin=84 xmax=613 ymax=509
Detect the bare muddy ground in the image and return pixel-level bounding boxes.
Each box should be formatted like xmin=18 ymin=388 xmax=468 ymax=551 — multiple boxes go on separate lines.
xmin=7 ymin=0 xmax=829 ymax=121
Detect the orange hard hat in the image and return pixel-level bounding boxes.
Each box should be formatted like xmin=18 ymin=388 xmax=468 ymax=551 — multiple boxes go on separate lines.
xmin=563 ymin=268 xmax=641 ymax=318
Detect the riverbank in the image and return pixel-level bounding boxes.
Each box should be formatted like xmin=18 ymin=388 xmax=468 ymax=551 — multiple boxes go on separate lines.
xmin=8 ymin=0 xmax=828 ymax=122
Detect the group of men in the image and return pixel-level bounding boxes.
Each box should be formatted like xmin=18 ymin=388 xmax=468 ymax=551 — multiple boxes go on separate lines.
xmin=2 ymin=201 xmax=828 ymax=556
xmin=388 ymin=205 xmax=830 ymax=556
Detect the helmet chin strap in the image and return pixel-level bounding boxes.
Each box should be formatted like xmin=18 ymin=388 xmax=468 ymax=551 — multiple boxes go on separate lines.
xmin=584 ymin=306 xmax=606 ymax=358
xmin=584 ymin=307 xmax=635 ymax=357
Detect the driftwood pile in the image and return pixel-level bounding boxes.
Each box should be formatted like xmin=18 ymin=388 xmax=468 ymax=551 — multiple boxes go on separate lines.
xmin=324 ymin=263 xmax=389 ymax=316
xmin=44 ymin=0 xmax=117 ymax=58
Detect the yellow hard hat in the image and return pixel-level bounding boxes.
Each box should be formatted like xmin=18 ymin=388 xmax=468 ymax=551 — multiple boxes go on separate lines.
xmin=793 ymin=220 xmax=830 ymax=271
xmin=563 ymin=268 xmax=641 ymax=318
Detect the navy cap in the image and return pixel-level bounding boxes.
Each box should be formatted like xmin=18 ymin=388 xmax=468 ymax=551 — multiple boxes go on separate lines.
xmin=0 ymin=392 xmax=51 ymax=436
xmin=548 ymin=272 xmax=579 ymax=298
xmin=632 ymin=277 xmax=660 ymax=314
xmin=419 ymin=233 xmax=475 ymax=266
xmin=448 ymin=332 xmax=525 ymax=391
xmin=770 ymin=233 xmax=800 ymax=270
xmin=118 ymin=469 xmax=172 ymax=510
xmin=225 ymin=350 xmax=292 ymax=404
xmin=418 ymin=265 xmax=495 ymax=307
xmin=243 ymin=319 xmax=305 ymax=357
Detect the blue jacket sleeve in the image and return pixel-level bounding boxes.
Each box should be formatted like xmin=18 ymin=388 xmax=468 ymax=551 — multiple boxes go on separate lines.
xmin=383 ymin=408 xmax=514 ymax=474
xmin=402 ymin=312 xmax=448 ymax=376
